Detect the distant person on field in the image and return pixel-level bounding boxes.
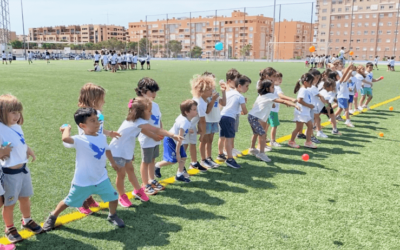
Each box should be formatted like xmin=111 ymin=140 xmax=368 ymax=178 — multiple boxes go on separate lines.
xmin=374 ymin=56 xmax=379 ymax=70
xmin=8 ymin=52 xmax=12 ymax=64
xmin=2 ymin=51 xmax=7 ymax=65
xmin=146 ymin=52 xmax=151 ymax=70
xmin=87 ymin=64 xmax=102 ymax=72
xmin=45 ymin=50 xmax=50 ymax=64
xmin=28 ymin=50 xmax=33 ymax=64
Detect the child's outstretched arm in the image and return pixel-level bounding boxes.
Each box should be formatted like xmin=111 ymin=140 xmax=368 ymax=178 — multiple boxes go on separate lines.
xmin=141 ymin=124 xmax=183 ymax=142
xmin=240 ymin=103 xmax=248 ymax=115
xmin=278 ymin=93 xmax=297 ymax=103
xmin=104 ymin=129 xmax=121 ymax=139
xmin=60 ymin=125 xmax=74 ymax=144
xmin=106 ymin=150 xmax=120 ymax=172
xmin=274 ymin=98 xmax=300 ymax=111
xmin=141 ymin=129 xmax=163 ymax=142
xmin=297 ymin=97 xmax=314 ymax=110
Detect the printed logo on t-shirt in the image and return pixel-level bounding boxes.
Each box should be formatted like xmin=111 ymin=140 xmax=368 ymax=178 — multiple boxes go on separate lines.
xmin=214 ymin=101 xmax=218 ymax=107
xmin=89 ymin=143 xmax=106 ymax=159
xmin=151 ymin=114 xmax=160 ymax=125
xmin=11 ymin=128 xmax=25 ymax=145
xmin=184 ymin=129 xmax=189 ymax=137
xmin=367 ymin=74 xmax=373 ymax=81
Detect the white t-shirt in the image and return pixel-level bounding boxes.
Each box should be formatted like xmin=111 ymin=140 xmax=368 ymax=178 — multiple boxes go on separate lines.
xmin=337 ymin=81 xmax=350 ymax=99
xmin=295 ymin=88 xmax=312 ymax=116
xmin=271 ymin=85 xmax=284 ymax=113
xmin=68 ymin=134 xmax=109 ymax=187
xmin=320 ymin=89 xmax=336 ymax=104
xmin=28 ymin=52 xmax=32 ymax=59
xmin=146 ymin=55 xmax=151 ymax=61
xmin=390 ymin=59 xmax=395 ymax=67
xmin=117 ymin=56 xmax=122 ymax=63
xmin=138 ymin=102 xmax=162 ymax=148
xmin=169 ymin=115 xmax=191 ymax=143
xmin=308 ymin=86 xmax=321 ymax=111
xmin=306 ymin=57 xmax=310 ymax=62
xmin=102 ymin=55 xmax=108 ymax=63
xmin=364 ymin=71 xmax=373 ymax=88
xmin=249 ymin=93 xmax=278 ymax=122
xmin=221 ymin=90 xmax=245 ymax=119
xmin=0 ymin=123 xmax=28 ymax=168
xmin=111 ymin=54 xmax=117 ymax=64
xmin=109 ymin=118 xmax=148 ymax=160
xmin=354 ymin=73 xmax=364 ymax=91
xmin=205 ymin=96 xmax=222 ymax=123
xmin=191 ymin=97 xmax=207 ymax=128
xmin=339 ymin=50 xmax=345 ymax=59
xmin=126 ymin=54 xmax=131 ymax=62
xmin=133 ymin=56 xmax=138 ymax=63
xmin=94 ymin=54 xmax=100 ymax=61
xmin=315 ymin=57 xmax=320 ymax=63
xmin=348 ymin=77 xmax=357 ymax=95
xmin=374 ymin=57 xmax=379 ymax=63
xmin=310 ymin=57 xmax=315 ymax=63
xmin=2 ymin=53 xmax=6 ymax=59
xmin=94 ymin=65 xmax=101 ymax=72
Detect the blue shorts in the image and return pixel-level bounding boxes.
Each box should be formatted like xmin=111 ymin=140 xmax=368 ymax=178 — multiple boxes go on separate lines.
xmin=338 ymin=98 xmax=349 ymax=109
xmin=360 ymin=87 xmax=373 ymax=97
xmin=64 ymin=178 xmax=118 ymax=208
xmin=206 ymin=122 xmax=219 ymax=134
xmin=348 ymin=95 xmax=354 ymax=103
xmin=162 ymin=137 xmax=187 ymax=163
xmin=219 ymin=116 xmax=236 ymax=138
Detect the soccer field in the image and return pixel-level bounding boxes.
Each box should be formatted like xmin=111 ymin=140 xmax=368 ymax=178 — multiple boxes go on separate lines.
xmin=1 ymin=60 xmax=400 ymax=249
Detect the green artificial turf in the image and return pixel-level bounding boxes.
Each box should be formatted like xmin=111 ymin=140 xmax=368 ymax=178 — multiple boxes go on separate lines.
xmin=1 ymin=60 xmax=400 ymax=249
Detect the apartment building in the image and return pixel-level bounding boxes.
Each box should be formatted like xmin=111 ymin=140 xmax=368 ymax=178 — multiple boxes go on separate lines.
xmin=0 ymin=29 xmax=16 ymax=42
xmin=316 ymin=0 xmax=400 ymax=60
xmin=29 ymin=24 xmax=126 ymax=44
xmin=127 ymin=11 xmax=274 ymax=59
xmin=274 ymin=19 xmax=314 ymax=59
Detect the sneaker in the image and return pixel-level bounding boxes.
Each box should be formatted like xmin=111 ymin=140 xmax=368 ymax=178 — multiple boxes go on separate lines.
xmin=332 ymin=129 xmax=342 ymax=135
xmin=118 ymin=194 xmax=132 ymax=208
xmin=349 ymin=110 xmax=354 ymax=115
xmin=183 ymin=167 xmax=190 ymax=178
xmin=358 ymin=106 xmax=364 ymax=111
xmin=288 ymin=141 xmax=300 ymax=149
xmin=217 ymin=154 xmax=227 ymax=161
xmin=0 ymin=244 xmax=16 ymax=250
xmin=144 ymin=184 xmax=157 ymax=196
xmin=5 ymin=227 xmax=22 ymax=243
xmin=87 ymin=196 xmax=99 ymax=208
xmin=232 ymin=148 xmax=242 ymax=156
xmin=366 ymin=106 xmax=371 ymax=110
xmin=336 ymin=116 xmax=344 ymax=122
xmin=311 ymin=136 xmax=321 ymax=144
xmin=226 ymin=158 xmax=241 ymax=169
xmin=249 ymin=148 xmax=260 ymax=156
xmin=316 ymin=131 xmax=328 ymax=138
xmin=201 ymin=159 xmax=214 ymax=169
xmin=151 ymin=180 xmax=165 ymax=191
xmin=77 ymin=206 xmax=93 ymax=215
xmin=345 ymin=122 xmax=355 ymax=128
xmin=207 ymin=157 xmax=219 ymax=168
xmin=132 ymin=187 xmax=149 ymax=202
xmin=175 ymin=174 xmax=191 ymax=183
xmin=304 ymin=142 xmax=317 ymax=149
xmin=190 ymin=162 xmax=207 ymax=172
xmin=155 ymin=166 xmax=162 ymax=178
xmin=43 ymin=214 xmax=58 ymax=232
xmin=107 ymin=213 xmax=125 ymax=228
xmin=21 ymin=219 xmax=43 ymax=234
xmin=256 ymin=152 xmax=271 ymax=162
xmin=297 ymin=134 xmax=307 ymax=139
xmin=270 ymin=141 xmax=282 ymax=147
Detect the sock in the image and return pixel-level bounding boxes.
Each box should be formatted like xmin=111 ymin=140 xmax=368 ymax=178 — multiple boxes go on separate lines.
xmin=23 ymin=217 xmax=32 ymax=225
xmin=149 ymin=179 xmax=154 ymax=183
xmin=191 ymin=162 xmax=197 ymax=165
xmin=177 ymin=171 xmax=184 ymax=177
xmin=108 ymin=212 xmax=115 ymax=217
xmin=6 ymin=224 xmax=14 ymax=229
xmin=155 ymin=163 xmax=160 ymax=168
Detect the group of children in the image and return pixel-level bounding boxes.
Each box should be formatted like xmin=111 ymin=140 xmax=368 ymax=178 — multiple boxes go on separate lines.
xmin=2 ymin=51 xmax=13 ymax=65
xmin=91 ymin=50 xmax=151 ymax=73
xmin=0 ymin=59 xmax=383 ymax=248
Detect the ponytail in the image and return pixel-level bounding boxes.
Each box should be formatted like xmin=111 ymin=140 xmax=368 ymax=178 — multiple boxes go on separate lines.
xmin=294 ymin=73 xmax=314 ymax=94
xmin=294 ymin=80 xmax=301 ymax=94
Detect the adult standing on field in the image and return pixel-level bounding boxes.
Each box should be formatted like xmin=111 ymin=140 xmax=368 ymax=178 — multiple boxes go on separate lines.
xmin=338 ymin=47 xmax=350 ymax=65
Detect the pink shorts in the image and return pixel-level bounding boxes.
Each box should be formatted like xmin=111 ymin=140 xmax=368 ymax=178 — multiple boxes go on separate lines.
xmin=354 ymin=92 xmax=358 ymax=98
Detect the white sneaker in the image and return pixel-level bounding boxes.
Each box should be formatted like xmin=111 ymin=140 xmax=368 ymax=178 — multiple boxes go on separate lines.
xmin=201 ymin=160 xmax=212 ymax=169
xmin=249 ymin=148 xmax=259 ymax=156
xmin=345 ymin=122 xmax=355 ymax=127
xmin=258 ymin=146 xmax=272 ymax=152
xmin=256 ymin=152 xmax=271 ymax=162
xmin=270 ymin=141 xmax=282 ymax=147
xmin=349 ymin=110 xmax=354 ymax=115
xmin=316 ymin=131 xmax=328 ymax=138
xmin=358 ymin=106 xmax=364 ymax=111
xmin=233 ymin=148 xmax=242 ymax=156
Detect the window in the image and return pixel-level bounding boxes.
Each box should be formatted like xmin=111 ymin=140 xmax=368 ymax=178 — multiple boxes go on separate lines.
xmin=359 ymin=15 xmax=363 ymax=19
xmin=377 ymin=47 xmax=381 ymax=51
xmin=389 ymin=13 xmax=393 ymax=17
xmin=363 ymin=39 xmax=367 ymax=42
xmin=345 ymin=15 xmax=349 ymax=19
xmin=356 ymin=47 xmax=360 ymax=51
xmin=320 ymin=39 xmax=326 ymax=42
xmin=344 ymin=31 xmax=348 ymax=35
xmin=345 ymin=23 xmax=349 ymax=27
xmin=387 ymin=30 xmax=391 ymax=34
xmin=343 ymin=39 xmax=347 ymax=43
xmin=363 ymin=47 xmax=367 ymax=51
xmin=379 ymin=22 xmax=383 ymax=26
xmin=380 ymin=14 xmax=384 ymax=18
xmin=345 ymin=7 xmax=350 ymax=11
xmin=321 ymin=32 xmax=326 ymax=35
xmin=357 ymin=31 xmax=361 ymax=35
xmin=389 ymin=5 xmax=394 ymax=9
xmin=378 ymin=38 xmax=382 ymax=42
xmin=380 ymin=5 xmax=384 ymax=10
xmin=337 ymin=23 xmax=341 ymax=27
xmin=370 ymin=39 xmax=374 ymax=42
xmin=364 ymin=31 xmax=368 ymax=35
xmin=372 ymin=23 xmax=376 ymax=27
xmin=337 ymin=31 xmax=341 ymax=35
xmin=322 ymin=9 xmax=327 ymax=13
xmin=332 ymin=8 xmax=335 ymax=12
xmin=336 ymin=39 xmax=340 ymax=42
xmin=356 ymin=39 xmax=360 ymax=43
xmin=365 ymin=23 xmax=369 ymax=27
xmin=385 ymin=47 xmax=390 ymax=51
xmin=378 ymin=30 xmax=383 ymax=34
xmin=366 ymin=14 xmax=369 ymax=18
xmin=358 ymin=23 xmax=362 ymax=27
xmin=373 ymin=14 xmax=377 ymax=18
xmin=338 ymin=8 xmax=342 ymax=12
xmin=322 ymin=16 xmax=327 ymax=20
xmin=370 ymin=48 xmax=374 ymax=51
xmin=352 ymin=23 xmax=355 ymax=27
xmin=388 ymin=22 xmax=392 ymax=26
xmin=386 ymin=39 xmax=391 ymax=43
xmin=331 ymin=16 xmax=335 ymax=20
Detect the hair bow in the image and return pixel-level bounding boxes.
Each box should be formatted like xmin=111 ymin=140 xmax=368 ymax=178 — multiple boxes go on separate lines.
xmin=128 ymin=99 xmax=134 ymax=108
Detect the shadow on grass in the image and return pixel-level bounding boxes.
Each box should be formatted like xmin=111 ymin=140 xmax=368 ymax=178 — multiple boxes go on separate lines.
xmin=29 ymin=203 xmax=225 ymax=249
xmin=157 ymin=187 xmax=225 ymax=206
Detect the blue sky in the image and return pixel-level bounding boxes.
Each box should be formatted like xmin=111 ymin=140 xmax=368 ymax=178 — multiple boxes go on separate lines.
xmin=10 ymin=0 xmax=316 ymax=34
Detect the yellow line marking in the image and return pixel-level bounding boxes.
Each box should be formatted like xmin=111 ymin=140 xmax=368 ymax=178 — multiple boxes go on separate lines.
xmin=1 ymin=95 xmax=399 ymax=245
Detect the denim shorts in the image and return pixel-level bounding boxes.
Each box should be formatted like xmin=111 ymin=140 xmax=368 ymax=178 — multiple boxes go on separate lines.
xmin=206 ymin=122 xmax=219 ymax=134
xmin=64 ymin=178 xmax=118 ymax=208
xmin=219 ymin=116 xmax=236 ymax=138
xmin=247 ymin=114 xmax=266 ymax=136
xmin=338 ymin=98 xmax=349 ymax=109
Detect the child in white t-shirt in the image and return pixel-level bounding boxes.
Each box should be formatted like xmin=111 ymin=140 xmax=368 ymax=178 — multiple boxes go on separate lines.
xmin=8 ymin=52 xmax=12 ymax=64
xmin=133 ymin=53 xmax=138 ymax=69
xmin=94 ymin=51 xmax=100 ymax=66
xmin=354 ymin=65 xmax=366 ymax=112
xmin=305 ymin=55 xmax=310 ymax=68
xmin=218 ymin=76 xmax=249 ymax=169
xmin=155 ymin=100 xmax=198 ymax=183
xmin=359 ymin=62 xmax=383 ymax=109
xmin=201 ymin=72 xmax=226 ymax=169
xmin=288 ymin=73 xmax=317 ymax=149
xmin=374 ymin=56 xmax=379 ymax=70
xmin=0 ymin=95 xmax=41 ymax=244
xmin=319 ymin=78 xmax=341 ymax=135
xmin=110 ymin=97 xmax=182 ymax=206
xmin=2 ymin=50 xmax=7 ymax=64
xmin=43 ymin=108 xmax=124 ymax=231
xmin=334 ymin=64 xmax=355 ymax=127
xmin=146 ymin=53 xmax=151 ymax=70
xmin=248 ymin=80 xmax=298 ymax=162
xmin=136 ymin=78 xmax=165 ymax=196
xmin=101 ymin=51 xmax=108 ymax=70
xmin=186 ymin=75 xmax=214 ymax=172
